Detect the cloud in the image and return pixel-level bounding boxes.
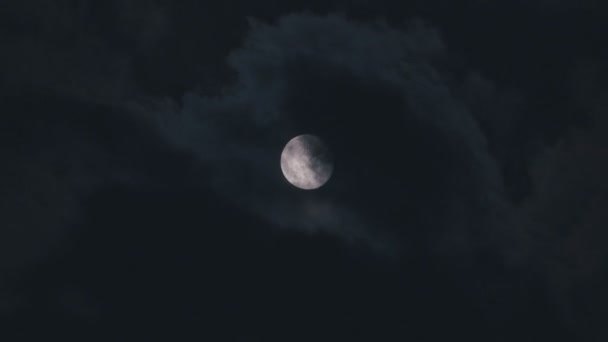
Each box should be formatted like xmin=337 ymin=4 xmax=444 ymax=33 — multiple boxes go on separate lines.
xmin=518 ymin=59 xmax=608 ymax=339
xmin=1 ymin=7 xmax=536 ymax=299
xmin=141 ymin=13 xmax=521 ymax=261
xmin=4 ymin=5 xmax=605 ymax=338
xmin=0 ymin=94 xmax=195 ymax=293
xmin=0 ymin=0 xmax=171 ymax=105
xmin=535 ymin=0 xmax=605 ymax=11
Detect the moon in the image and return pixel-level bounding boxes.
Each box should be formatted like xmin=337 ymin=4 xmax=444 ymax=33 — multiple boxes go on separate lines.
xmin=280 ymin=134 xmax=333 ymax=190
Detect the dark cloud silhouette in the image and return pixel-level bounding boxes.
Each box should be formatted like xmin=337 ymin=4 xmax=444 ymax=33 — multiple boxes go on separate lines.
xmin=0 ymin=93 xmax=201 ymax=293
xmin=3 ymin=183 xmax=494 ymax=341
xmin=518 ymin=59 xmax=608 ymax=340
xmin=141 ymin=14 xmax=527 ymax=267
xmin=1 ymin=3 xmax=606 ymax=340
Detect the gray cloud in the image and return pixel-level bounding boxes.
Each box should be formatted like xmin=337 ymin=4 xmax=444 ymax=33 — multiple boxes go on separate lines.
xmin=141 ymin=13 xmax=523 ymax=261
xmin=0 ymin=95 xmax=190 ymax=294
xmin=0 ymin=0 xmax=170 ymax=105
xmin=0 ymin=1 xmax=181 ymax=285
xmin=535 ymin=0 xmax=605 ymax=11
xmin=518 ymin=60 xmax=608 ymax=340
xmin=0 ymin=7 xmax=536 ymax=283
xmin=2 ymin=4 xmax=605 ymax=337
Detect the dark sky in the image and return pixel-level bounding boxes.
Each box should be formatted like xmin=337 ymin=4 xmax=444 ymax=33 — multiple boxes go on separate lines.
xmin=1 ymin=1 xmax=608 ymax=341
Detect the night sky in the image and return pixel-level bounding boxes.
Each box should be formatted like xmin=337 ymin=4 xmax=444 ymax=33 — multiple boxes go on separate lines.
xmin=2 ymin=1 xmax=608 ymax=341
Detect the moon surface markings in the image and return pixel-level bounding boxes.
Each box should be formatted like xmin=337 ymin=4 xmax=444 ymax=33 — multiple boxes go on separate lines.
xmin=280 ymin=134 xmax=333 ymax=190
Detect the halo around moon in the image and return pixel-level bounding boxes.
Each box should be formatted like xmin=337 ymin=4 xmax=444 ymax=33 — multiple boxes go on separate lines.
xmin=280 ymin=134 xmax=333 ymax=190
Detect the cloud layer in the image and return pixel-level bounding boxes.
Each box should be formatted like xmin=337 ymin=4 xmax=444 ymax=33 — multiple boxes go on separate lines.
xmin=142 ymin=14 xmax=519 ymax=262
xmin=2 ymin=6 xmax=607 ymax=339
xmin=519 ymin=59 xmax=608 ymax=339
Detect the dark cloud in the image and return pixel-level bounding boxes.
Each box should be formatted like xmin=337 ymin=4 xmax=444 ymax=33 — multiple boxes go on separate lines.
xmin=140 ymin=13 xmax=527 ymax=265
xmin=8 ymin=184 xmax=459 ymax=340
xmin=0 ymin=93 xmax=200 ymax=293
xmin=518 ymin=60 xmax=608 ymax=340
xmin=1 ymin=1 xmax=136 ymax=104
xmin=2 ymin=3 xmax=606 ymax=340
xmin=535 ymin=0 xmax=606 ymax=11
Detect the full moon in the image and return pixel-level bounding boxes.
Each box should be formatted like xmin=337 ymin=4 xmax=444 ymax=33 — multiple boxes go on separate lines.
xmin=280 ymin=134 xmax=333 ymax=190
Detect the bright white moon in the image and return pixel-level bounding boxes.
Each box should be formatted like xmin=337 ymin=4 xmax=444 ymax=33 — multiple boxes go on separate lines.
xmin=280 ymin=134 xmax=333 ymax=190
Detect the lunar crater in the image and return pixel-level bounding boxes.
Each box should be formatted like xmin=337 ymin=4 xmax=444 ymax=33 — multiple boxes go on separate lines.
xmin=280 ymin=134 xmax=333 ymax=190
